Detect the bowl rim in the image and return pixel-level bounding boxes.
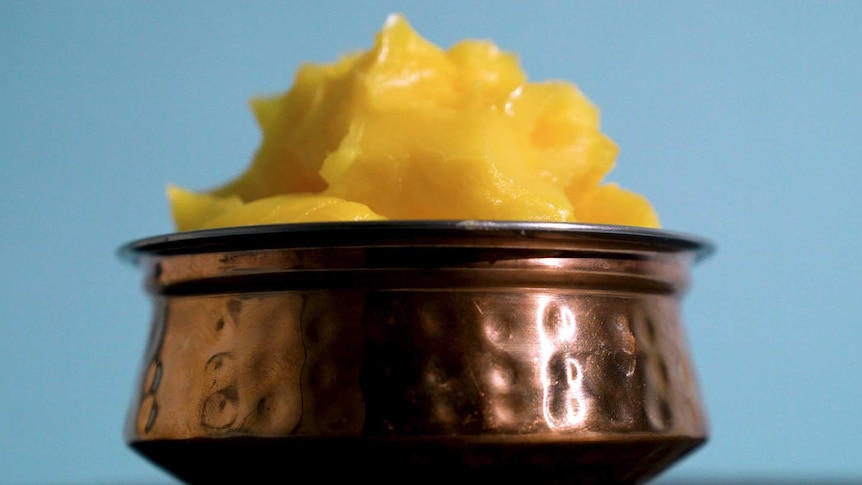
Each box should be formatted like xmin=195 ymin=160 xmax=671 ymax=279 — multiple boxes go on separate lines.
xmin=118 ymin=221 xmax=715 ymax=264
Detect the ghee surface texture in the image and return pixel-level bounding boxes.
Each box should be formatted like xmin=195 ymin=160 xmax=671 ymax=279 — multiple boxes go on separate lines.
xmin=169 ymin=15 xmax=659 ymax=231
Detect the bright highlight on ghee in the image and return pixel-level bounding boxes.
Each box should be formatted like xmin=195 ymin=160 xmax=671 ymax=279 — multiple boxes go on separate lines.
xmin=169 ymin=14 xmax=659 ymax=231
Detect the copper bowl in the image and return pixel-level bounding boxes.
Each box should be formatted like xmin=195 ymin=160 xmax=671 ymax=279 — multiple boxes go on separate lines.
xmin=120 ymin=221 xmax=713 ymax=484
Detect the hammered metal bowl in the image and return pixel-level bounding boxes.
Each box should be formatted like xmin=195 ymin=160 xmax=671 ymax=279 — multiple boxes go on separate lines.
xmin=120 ymin=221 xmax=713 ymax=484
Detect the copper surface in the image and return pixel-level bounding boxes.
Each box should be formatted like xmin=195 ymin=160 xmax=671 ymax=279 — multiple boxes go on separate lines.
xmin=122 ymin=221 xmax=712 ymax=484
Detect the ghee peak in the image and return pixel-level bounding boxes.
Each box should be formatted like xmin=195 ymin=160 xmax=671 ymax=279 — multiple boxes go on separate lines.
xmin=169 ymin=14 xmax=659 ymax=231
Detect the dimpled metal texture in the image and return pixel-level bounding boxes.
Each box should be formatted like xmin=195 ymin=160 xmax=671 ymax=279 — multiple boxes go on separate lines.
xmin=121 ymin=221 xmax=712 ymax=484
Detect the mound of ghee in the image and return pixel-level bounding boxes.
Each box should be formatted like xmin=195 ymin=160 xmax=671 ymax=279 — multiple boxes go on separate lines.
xmin=169 ymin=14 xmax=659 ymax=231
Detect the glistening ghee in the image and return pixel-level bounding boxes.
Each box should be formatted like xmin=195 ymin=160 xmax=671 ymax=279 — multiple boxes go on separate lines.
xmin=168 ymin=14 xmax=659 ymax=231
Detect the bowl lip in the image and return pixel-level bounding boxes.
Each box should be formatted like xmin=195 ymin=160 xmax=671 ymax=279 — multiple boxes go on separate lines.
xmin=118 ymin=220 xmax=715 ymax=264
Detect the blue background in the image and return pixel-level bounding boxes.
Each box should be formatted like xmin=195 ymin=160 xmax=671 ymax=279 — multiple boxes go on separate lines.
xmin=2 ymin=2 xmax=860 ymax=483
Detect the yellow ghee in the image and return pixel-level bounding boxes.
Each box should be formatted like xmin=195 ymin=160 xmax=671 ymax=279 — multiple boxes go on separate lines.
xmin=169 ymin=14 xmax=659 ymax=231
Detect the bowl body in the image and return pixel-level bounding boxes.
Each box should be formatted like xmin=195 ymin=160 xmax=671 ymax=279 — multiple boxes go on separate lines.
xmin=121 ymin=221 xmax=713 ymax=484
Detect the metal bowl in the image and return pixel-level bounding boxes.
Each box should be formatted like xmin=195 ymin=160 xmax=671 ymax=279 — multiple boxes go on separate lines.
xmin=120 ymin=221 xmax=713 ymax=484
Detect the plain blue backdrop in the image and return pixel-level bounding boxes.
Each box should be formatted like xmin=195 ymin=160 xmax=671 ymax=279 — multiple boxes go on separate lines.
xmin=2 ymin=2 xmax=860 ymax=483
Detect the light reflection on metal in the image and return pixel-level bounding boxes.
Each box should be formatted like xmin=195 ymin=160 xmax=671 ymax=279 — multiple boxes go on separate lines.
xmin=533 ymin=257 xmax=566 ymax=269
xmin=537 ymin=296 xmax=587 ymax=430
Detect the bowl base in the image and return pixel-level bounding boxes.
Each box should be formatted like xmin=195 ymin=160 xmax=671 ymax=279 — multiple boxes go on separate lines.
xmin=131 ymin=434 xmax=703 ymax=484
